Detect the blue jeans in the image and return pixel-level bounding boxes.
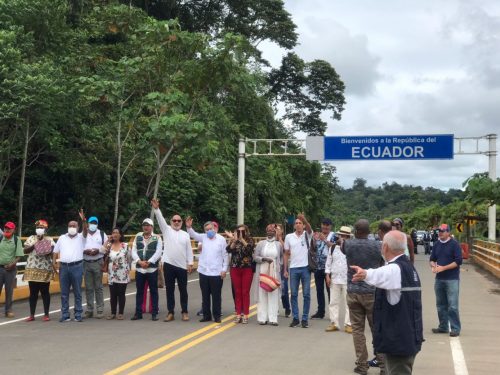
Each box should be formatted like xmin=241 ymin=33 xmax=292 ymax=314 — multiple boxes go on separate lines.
xmin=280 ymin=268 xmax=290 ymax=311
xmin=290 ymin=266 xmax=311 ymax=321
xmin=60 ymin=262 xmax=84 ymax=319
xmin=435 ymin=279 xmax=461 ymax=333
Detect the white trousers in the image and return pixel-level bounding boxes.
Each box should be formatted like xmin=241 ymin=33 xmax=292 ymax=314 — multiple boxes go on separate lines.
xmin=329 ymin=283 xmax=350 ymax=326
xmin=257 ymin=287 xmax=280 ymax=323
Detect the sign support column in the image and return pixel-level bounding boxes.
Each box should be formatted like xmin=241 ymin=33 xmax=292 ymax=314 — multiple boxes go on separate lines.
xmin=237 ymin=139 xmax=246 ymax=225
xmin=488 ymin=134 xmax=497 ymax=241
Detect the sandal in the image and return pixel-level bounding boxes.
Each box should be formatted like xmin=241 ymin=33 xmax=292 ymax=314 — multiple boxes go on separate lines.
xmin=116 ymin=314 xmax=124 ymax=320
xmin=242 ymin=317 xmax=249 ymax=324
xmin=233 ymin=316 xmax=242 ymax=323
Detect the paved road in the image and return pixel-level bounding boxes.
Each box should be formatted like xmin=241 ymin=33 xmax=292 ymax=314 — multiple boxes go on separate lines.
xmin=1 ymin=247 xmax=499 ymax=374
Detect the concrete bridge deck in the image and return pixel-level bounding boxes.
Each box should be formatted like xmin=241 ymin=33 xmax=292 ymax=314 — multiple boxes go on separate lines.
xmin=1 ymin=249 xmax=499 ymax=375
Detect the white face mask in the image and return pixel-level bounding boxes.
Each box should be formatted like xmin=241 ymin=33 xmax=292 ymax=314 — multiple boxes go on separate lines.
xmin=68 ymin=227 xmax=78 ymax=236
xmin=89 ymin=224 xmax=98 ymax=232
xmin=36 ymin=228 xmax=45 ymax=236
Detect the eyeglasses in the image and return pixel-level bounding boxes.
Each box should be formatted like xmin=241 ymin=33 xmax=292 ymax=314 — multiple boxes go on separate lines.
xmin=171 ymin=220 xmax=182 ymax=223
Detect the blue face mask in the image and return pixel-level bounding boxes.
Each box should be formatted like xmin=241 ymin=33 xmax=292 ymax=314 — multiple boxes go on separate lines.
xmin=207 ymin=230 xmax=216 ymax=239
xmin=89 ymin=224 xmax=98 ymax=232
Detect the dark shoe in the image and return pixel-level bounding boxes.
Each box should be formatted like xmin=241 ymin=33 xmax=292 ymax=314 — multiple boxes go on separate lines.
xmin=450 ymin=331 xmax=460 ymax=337
xmin=214 ymin=318 xmax=221 ymax=323
xmin=152 ymin=315 xmax=158 ymax=321
xmin=289 ymin=318 xmax=300 ymax=328
xmin=368 ymin=357 xmax=379 ymax=367
xmin=199 ymin=317 xmax=212 ymax=322
xmin=432 ymin=328 xmax=448 ymax=334
xmin=301 ymin=320 xmax=309 ymax=328
xmin=285 ymin=308 xmax=291 ymax=318
xmin=310 ymin=312 xmax=324 ymax=319
xmin=196 ymin=309 xmax=203 ymax=316
xmin=84 ymin=311 xmax=93 ymax=319
xmin=131 ymin=314 xmax=143 ymax=320
xmin=270 ymin=322 xmax=279 ymax=326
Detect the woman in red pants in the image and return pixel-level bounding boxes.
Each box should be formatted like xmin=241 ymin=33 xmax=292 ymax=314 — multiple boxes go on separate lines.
xmin=226 ymin=225 xmax=255 ymax=324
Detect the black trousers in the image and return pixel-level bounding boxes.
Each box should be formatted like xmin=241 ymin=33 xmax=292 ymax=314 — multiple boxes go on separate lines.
xmin=163 ymin=262 xmax=188 ymax=314
xmin=28 ymin=281 xmax=50 ymax=316
xmin=314 ymin=269 xmax=330 ymax=316
xmin=135 ymin=271 xmax=159 ymax=315
xmin=199 ymin=273 xmax=223 ymax=320
xmin=109 ymin=283 xmax=127 ymax=315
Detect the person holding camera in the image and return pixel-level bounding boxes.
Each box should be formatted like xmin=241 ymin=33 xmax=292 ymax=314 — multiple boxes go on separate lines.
xmin=226 ymin=225 xmax=255 ymax=324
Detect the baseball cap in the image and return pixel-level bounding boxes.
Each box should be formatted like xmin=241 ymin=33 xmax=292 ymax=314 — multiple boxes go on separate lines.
xmin=438 ymin=224 xmax=450 ymax=232
xmin=4 ymin=221 xmax=16 ymax=230
xmin=321 ymin=218 xmax=333 ymax=226
xmin=142 ymin=218 xmax=154 ymax=226
xmin=88 ymin=216 xmax=99 ymax=224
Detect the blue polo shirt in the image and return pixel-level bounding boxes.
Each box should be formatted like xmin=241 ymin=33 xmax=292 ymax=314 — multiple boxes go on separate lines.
xmin=430 ymin=238 xmax=462 ymax=280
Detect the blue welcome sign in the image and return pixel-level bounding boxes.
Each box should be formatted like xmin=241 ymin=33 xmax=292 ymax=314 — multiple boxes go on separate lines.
xmin=306 ymin=134 xmax=454 ymax=161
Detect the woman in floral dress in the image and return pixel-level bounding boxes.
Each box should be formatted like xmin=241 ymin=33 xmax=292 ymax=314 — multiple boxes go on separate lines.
xmin=102 ymin=227 xmax=131 ymax=320
xmin=23 ymin=220 xmax=56 ymax=322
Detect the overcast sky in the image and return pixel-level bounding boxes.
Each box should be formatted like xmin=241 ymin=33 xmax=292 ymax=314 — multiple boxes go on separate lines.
xmin=260 ymin=0 xmax=500 ymax=190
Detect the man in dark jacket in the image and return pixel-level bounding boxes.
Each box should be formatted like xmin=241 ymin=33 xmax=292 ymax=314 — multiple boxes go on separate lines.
xmin=351 ymin=230 xmax=423 ymax=375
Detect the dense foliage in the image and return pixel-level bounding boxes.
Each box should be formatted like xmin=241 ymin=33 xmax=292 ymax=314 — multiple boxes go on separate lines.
xmin=0 ymin=0 xmax=344 ymax=235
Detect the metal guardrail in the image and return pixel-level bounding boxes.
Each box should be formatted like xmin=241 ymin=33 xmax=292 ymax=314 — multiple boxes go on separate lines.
xmin=472 ymin=239 xmax=500 ymax=278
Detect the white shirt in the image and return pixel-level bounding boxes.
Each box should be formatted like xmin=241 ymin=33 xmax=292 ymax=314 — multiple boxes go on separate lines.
xmin=154 ymin=208 xmax=193 ymax=270
xmin=188 ymin=228 xmax=228 ymax=276
xmin=284 ymin=231 xmax=311 ymax=269
xmin=364 ymin=254 xmax=404 ymax=305
xmin=325 ymin=245 xmax=347 ymax=284
xmin=83 ymin=229 xmax=108 ymax=261
xmin=54 ymin=233 xmax=86 ymax=263
xmin=131 ymin=232 xmax=163 ymax=274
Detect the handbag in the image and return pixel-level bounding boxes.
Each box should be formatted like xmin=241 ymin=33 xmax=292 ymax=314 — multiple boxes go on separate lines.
xmin=34 ymin=239 xmax=52 ymax=256
xmin=259 ymin=261 xmax=281 ymax=292
xmin=305 ymin=232 xmax=317 ymax=272
xmin=157 ymin=263 xmax=165 ymax=289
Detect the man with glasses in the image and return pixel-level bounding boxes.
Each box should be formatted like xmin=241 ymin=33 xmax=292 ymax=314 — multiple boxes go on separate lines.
xmin=131 ymin=218 xmax=163 ymax=321
xmin=283 ymin=214 xmax=313 ymax=328
xmin=430 ymin=223 xmax=462 ymax=337
xmin=151 ymin=199 xmax=193 ymax=322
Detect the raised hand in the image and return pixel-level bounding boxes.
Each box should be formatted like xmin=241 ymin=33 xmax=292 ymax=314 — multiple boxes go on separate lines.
xmin=151 ymin=198 xmax=160 ymax=209
xmin=78 ymin=208 xmax=86 ymax=221
xmin=185 ymin=216 xmax=193 ymax=228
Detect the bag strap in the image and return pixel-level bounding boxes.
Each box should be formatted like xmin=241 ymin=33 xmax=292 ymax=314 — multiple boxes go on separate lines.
xmin=100 ymin=230 xmax=105 ymax=245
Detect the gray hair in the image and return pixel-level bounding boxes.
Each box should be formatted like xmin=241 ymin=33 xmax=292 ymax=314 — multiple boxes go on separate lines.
xmin=203 ymin=221 xmax=213 ymax=229
xmin=383 ymin=230 xmax=406 ymax=254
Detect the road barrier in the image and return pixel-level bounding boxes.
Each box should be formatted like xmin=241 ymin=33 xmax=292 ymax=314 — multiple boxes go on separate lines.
xmin=472 ymin=239 xmax=500 ymax=278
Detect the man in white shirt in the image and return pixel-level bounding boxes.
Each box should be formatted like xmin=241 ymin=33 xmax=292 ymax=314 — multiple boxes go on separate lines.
xmin=131 ymin=218 xmax=163 ymax=321
xmin=351 ymin=230 xmax=423 ymax=375
xmin=53 ymin=210 xmax=87 ymax=322
xmin=83 ymin=216 xmax=108 ymax=319
xmin=151 ymin=199 xmax=193 ymax=322
xmin=283 ymin=214 xmax=313 ymax=328
xmin=186 ymin=217 xmax=228 ymax=323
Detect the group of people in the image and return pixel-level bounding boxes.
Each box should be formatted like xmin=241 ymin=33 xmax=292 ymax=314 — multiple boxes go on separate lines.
xmin=0 ymin=208 xmax=463 ymax=375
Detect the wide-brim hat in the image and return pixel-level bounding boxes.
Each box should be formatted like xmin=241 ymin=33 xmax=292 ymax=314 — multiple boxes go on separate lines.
xmin=337 ymin=226 xmax=352 ymax=236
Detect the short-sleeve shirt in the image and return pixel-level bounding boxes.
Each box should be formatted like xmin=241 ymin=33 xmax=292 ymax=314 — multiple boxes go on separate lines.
xmin=54 ymin=233 xmax=86 ymax=263
xmin=0 ymin=236 xmax=24 ymax=265
xmin=285 ymin=232 xmax=309 ymax=269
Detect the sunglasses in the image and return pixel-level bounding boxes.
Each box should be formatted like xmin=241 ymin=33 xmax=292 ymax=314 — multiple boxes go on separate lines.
xmin=171 ymin=219 xmax=182 ymax=223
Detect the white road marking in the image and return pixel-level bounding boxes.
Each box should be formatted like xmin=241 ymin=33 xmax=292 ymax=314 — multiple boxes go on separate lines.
xmin=450 ymin=337 xmax=469 ymax=375
xmin=0 ymin=278 xmax=199 ymax=326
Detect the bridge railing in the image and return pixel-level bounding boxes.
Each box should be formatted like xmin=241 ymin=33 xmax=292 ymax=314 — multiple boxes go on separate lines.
xmin=472 ymin=239 xmax=500 ymax=278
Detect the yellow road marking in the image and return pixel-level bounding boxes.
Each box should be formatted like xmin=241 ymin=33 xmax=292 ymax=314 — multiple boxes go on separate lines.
xmin=104 ymin=305 xmax=257 ymax=375
xmin=130 ymin=310 xmax=259 ymax=375
xmin=106 ymin=280 xmax=316 ymax=374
